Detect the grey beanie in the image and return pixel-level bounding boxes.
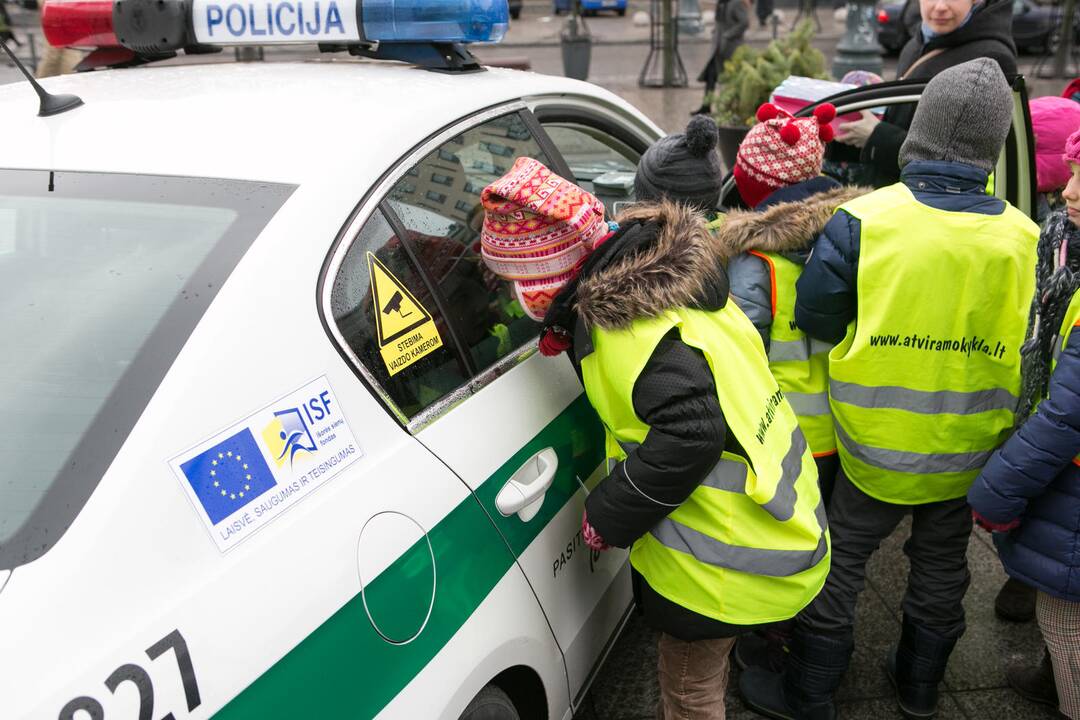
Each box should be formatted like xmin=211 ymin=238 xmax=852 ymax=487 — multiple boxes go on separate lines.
xmin=634 ymin=115 xmax=724 ymax=212
xmin=898 ymin=58 xmax=1013 ymax=173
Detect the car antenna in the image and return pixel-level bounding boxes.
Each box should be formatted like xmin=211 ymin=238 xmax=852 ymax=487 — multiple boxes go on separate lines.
xmin=0 ymin=39 xmax=84 ymax=117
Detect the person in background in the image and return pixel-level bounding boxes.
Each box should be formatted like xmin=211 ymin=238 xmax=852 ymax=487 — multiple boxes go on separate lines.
xmin=967 ymin=132 xmax=1080 ymax=720
xmin=35 ymin=44 xmax=83 ymax=78
xmin=739 ymin=59 xmax=1039 ymax=720
xmin=694 ymin=0 xmax=751 ymax=116
xmin=756 ymin=0 xmax=774 ymax=29
xmin=0 ymin=2 xmax=16 ymax=47
xmin=1063 ymin=78 xmax=1080 ymax=105
xmin=835 ymin=0 xmax=1017 ymax=187
xmin=713 ymin=101 xmax=869 ymax=675
xmin=482 ymin=156 xmax=831 ymax=720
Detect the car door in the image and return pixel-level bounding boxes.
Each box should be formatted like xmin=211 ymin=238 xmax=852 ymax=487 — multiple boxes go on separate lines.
xmin=322 ymin=101 xmax=657 ymax=709
xmin=719 ymin=75 xmax=1037 ymax=219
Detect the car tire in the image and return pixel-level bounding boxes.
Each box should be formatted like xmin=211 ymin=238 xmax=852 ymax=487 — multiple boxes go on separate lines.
xmin=617 ymin=7 xmax=626 ymax=15
xmin=460 ymin=684 xmax=520 ymax=720
xmin=510 ymin=8 xmax=520 ymax=18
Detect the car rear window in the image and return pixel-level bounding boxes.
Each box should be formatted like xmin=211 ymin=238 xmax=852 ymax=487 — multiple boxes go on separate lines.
xmin=0 ymin=170 xmax=294 ymax=570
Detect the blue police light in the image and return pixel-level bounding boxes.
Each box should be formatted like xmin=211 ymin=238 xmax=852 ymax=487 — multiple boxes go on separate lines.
xmin=363 ymin=0 xmax=508 ymax=44
xmin=187 ymin=0 xmax=507 ymax=45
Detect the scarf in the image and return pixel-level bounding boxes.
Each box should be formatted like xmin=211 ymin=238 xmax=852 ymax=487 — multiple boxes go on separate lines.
xmin=1017 ymin=209 xmax=1080 ymax=421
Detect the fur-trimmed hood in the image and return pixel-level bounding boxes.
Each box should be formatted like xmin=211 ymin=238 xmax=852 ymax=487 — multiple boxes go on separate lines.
xmin=575 ymin=201 xmax=728 ymax=331
xmin=711 ymin=186 xmax=870 ymax=259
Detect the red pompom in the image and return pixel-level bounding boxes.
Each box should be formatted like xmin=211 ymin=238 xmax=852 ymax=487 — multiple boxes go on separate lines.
xmin=819 ymin=124 xmax=835 ymax=143
xmin=539 ymin=328 xmax=571 ymax=356
xmin=779 ymin=122 xmax=801 ymax=145
xmin=813 ymin=103 xmax=837 ymax=125
xmin=756 ymin=103 xmax=780 ymax=122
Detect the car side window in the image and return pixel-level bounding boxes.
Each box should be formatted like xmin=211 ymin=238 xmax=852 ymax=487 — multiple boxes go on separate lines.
xmin=384 ymin=112 xmax=553 ymax=375
xmin=542 ymin=123 xmax=640 ymax=214
xmin=330 ymin=210 xmax=470 ymax=419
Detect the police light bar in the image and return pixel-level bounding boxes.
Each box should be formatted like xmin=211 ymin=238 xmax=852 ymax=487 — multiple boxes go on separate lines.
xmin=41 ymin=0 xmax=508 ymax=52
xmin=42 ymin=0 xmax=118 ymax=49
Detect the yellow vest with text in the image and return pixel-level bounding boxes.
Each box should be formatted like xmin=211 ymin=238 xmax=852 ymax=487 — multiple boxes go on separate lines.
xmin=580 ymin=303 xmax=830 ymax=625
xmin=830 ymin=183 xmax=1038 ymax=504
xmin=1053 ymin=290 xmax=1080 ymax=466
xmin=749 ymin=250 xmax=837 ymax=457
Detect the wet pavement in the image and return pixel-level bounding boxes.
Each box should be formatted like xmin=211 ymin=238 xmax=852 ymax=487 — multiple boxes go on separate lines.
xmin=577 ymin=520 xmax=1058 ymax=720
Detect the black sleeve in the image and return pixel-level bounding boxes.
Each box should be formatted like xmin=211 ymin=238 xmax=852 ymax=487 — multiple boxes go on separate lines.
xmin=584 ymin=329 xmax=727 ymax=548
xmin=861 ymin=120 xmax=907 ymax=187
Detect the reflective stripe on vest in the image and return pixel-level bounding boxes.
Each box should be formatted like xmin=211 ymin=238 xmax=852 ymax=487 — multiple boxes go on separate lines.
xmin=768 ymin=337 xmax=834 ymax=363
xmin=830 ymin=380 xmax=1018 ymax=416
xmin=621 ymin=428 xmax=806 ymax=521
xmin=748 ymin=250 xmax=836 ymax=456
xmin=835 ymin=421 xmax=995 ymax=474
xmin=651 ymin=496 xmax=829 ymax=577
xmin=829 ymin=183 xmax=1038 ymax=504
xmin=581 ymin=304 xmax=830 ymax=625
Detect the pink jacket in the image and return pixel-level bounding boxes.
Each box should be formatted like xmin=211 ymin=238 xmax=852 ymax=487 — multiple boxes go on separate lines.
xmin=1031 ymin=95 xmax=1080 ymax=192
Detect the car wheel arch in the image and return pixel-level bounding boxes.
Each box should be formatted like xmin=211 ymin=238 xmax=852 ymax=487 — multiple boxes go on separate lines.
xmin=489 ymin=666 xmax=547 ymax=720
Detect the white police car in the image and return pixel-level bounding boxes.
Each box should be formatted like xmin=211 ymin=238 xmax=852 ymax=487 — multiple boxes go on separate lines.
xmin=0 ymin=1 xmax=662 ymax=718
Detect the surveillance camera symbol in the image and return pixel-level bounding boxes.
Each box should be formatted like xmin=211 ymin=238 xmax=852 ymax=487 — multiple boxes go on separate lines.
xmin=383 ymin=290 xmax=412 ymax=318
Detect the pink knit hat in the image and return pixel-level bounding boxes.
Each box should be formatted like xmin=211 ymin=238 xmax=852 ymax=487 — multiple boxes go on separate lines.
xmin=1031 ymin=96 xmax=1080 ymax=192
xmin=1065 ymin=127 xmax=1080 ymax=175
xmin=734 ymin=102 xmax=837 ymax=208
xmin=481 ymin=157 xmax=608 ymax=321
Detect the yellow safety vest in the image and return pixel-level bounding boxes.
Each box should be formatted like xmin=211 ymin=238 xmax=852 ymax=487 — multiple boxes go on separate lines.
xmin=580 ymin=303 xmax=830 ymax=625
xmin=749 ymin=250 xmax=836 ymax=457
xmin=829 ymin=183 xmax=1038 ymax=504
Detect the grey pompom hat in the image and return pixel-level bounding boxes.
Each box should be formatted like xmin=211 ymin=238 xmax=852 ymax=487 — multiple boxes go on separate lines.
xmin=634 ymin=115 xmax=724 ymax=212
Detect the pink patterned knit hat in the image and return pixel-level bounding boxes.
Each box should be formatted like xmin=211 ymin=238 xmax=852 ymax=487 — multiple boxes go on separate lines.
xmin=1065 ymin=127 xmax=1080 ymax=172
xmin=481 ymin=157 xmax=608 ymax=321
xmin=734 ymin=102 xmax=837 ymax=208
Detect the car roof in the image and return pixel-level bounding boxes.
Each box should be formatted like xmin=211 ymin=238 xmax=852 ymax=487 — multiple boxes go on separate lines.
xmin=0 ymin=60 xmax=622 ymax=185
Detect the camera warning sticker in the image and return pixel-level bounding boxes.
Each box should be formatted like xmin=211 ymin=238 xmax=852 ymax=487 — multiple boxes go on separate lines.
xmin=169 ymin=376 xmax=362 ymax=552
xmin=367 ymin=251 xmax=443 ymax=376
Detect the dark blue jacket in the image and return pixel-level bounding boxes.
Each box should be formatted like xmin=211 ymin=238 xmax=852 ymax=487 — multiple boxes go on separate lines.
xmin=968 ymin=306 xmax=1080 ymax=601
xmin=794 ymin=161 xmax=1005 ymax=343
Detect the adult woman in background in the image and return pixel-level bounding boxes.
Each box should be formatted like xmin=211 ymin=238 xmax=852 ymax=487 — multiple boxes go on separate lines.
xmin=693 ymin=0 xmax=751 ymax=116
xmin=835 ymin=0 xmax=1016 ymax=186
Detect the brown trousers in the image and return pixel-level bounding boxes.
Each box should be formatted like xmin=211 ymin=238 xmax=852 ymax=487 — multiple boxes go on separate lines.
xmin=1037 ymin=591 xmax=1080 ymax=720
xmin=656 ymin=633 xmax=736 ymax=720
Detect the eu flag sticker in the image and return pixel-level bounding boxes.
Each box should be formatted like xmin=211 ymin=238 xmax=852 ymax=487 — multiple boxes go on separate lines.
xmin=180 ymin=428 xmax=276 ymax=525
xmin=170 ymin=376 xmax=362 ymax=553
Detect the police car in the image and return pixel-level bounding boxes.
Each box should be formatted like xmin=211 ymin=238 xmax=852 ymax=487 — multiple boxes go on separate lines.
xmin=0 ymin=1 xmax=661 ymax=718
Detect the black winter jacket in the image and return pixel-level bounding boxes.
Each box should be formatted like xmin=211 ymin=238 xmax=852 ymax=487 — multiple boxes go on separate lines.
xmin=560 ymin=203 xmax=760 ymax=640
xmin=862 ymin=0 xmax=1017 ymax=186
xmin=795 ymin=160 xmax=1006 ymax=344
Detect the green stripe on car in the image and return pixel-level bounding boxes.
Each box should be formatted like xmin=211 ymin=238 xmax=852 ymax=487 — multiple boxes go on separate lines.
xmin=214 ymin=395 xmax=604 ymax=718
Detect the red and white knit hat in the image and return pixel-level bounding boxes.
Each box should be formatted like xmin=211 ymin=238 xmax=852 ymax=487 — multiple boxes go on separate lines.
xmin=481 ymin=157 xmax=608 ymax=321
xmin=734 ymin=102 xmax=837 ymax=208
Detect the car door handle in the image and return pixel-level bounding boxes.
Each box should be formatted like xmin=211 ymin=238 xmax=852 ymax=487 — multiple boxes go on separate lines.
xmin=495 ymin=447 xmax=558 ymax=522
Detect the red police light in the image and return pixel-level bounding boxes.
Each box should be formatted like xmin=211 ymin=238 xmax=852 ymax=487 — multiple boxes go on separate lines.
xmin=876 ymin=8 xmax=890 ymax=23
xmin=42 ymin=0 xmax=118 ymax=48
